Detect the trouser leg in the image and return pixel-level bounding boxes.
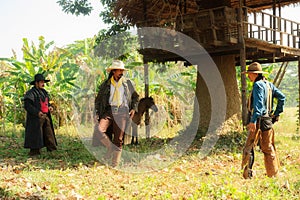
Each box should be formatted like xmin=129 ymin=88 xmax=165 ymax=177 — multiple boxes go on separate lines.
xmin=97 ymin=116 xmax=113 ymax=160
xmin=112 ymin=112 xmax=128 ymax=148
xmin=260 ymin=128 xmax=279 ymax=177
xmin=242 ymin=129 xmax=260 ymax=179
xmin=42 ymin=116 xmax=57 ymax=151
xmin=111 ymin=110 xmax=128 ymax=167
xmin=131 ymin=123 xmax=138 ymax=145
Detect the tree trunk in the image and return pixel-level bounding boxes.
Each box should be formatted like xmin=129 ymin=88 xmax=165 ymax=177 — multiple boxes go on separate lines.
xmin=195 ymin=55 xmax=242 ymax=137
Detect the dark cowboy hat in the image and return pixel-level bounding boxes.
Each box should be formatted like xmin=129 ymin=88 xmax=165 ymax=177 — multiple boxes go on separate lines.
xmin=30 ymin=74 xmax=50 ymax=85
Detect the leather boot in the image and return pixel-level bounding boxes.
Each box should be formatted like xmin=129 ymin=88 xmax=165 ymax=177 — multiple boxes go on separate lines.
xmin=29 ymin=149 xmax=40 ymax=156
xmin=92 ymin=125 xmax=101 ymax=147
xmin=100 ymin=136 xmax=113 ymax=161
xmin=112 ymin=149 xmax=122 ymax=168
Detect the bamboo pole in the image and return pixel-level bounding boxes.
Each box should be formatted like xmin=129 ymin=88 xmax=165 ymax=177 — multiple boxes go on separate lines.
xmin=276 ymin=62 xmax=288 ymax=88
xmin=273 ymin=62 xmax=284 ymax=86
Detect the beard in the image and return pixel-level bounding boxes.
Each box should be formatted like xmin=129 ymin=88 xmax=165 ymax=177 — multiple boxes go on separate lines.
xmin=118 ymin=74 xmax=123 ymax=79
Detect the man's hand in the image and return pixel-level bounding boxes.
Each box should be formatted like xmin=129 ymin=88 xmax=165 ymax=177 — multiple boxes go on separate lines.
xmin=94 ymin=115 xmax=99 ymax=123
xmin=129 ymin=110 xmax=135 ymax=119
xmin=38 ymin=111 xmax=46 ymax=118
xmin=247 ymin=122 xmax=256 ymax=132
xmin=272 ymin=115 xmax=279 ymax=124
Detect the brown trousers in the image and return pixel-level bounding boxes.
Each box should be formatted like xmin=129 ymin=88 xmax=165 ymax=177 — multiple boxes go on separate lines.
xmin=260 ymin=128 xmax=279 ymax=177
xmin=96 ymin=108 xmax=129 ymax=149
xmin=242 ymin=128 xmax=279 ymax=178
xmin=40 ymin=115 xmax=57 ymax=151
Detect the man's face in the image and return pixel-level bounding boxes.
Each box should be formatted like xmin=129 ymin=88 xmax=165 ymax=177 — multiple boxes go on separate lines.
xmin=247 ymin=73 xmax=257 ymax=82
xmin=113 ymin=69 xmax=124 ymax=81
xmin=36 ymin=80 xmax=45 ymax=89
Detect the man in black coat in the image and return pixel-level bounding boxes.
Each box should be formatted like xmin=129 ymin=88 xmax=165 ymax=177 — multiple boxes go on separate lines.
xmin=24 ymin=74 xmax=57 ymax=156
xmin=93 ymin=60 xmax=139 ymax=167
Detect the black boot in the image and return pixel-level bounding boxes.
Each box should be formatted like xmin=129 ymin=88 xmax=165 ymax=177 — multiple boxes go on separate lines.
xmin=29 ymin=149 xmax=40 ymax=156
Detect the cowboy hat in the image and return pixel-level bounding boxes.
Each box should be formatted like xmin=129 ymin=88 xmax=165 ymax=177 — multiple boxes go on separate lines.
xmin=106 ymin=60 xmax=128 ymax=72
xmin=242 ymin=62 xmax=268 ymax=74
xmin=30 ymin=74 xmax=50 ymax=85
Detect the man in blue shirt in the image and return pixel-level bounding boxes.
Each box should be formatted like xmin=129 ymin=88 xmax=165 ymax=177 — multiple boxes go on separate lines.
xmin=242 ymin=62 xmax=285 ymax=178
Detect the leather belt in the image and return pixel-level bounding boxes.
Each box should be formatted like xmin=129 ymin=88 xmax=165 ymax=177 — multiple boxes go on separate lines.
xmin=110 ymin=106 xmax=128 ymax=113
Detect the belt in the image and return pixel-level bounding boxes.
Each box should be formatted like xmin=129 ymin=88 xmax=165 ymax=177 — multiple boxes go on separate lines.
xmin=110 ymin=106 xmax=128 ymax=113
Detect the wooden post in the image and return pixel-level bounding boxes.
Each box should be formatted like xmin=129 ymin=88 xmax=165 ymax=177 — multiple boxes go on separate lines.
xmin=144 ymin=62 xmax=150 ymax=138
xmin=238 ymin=0 xmax=248 ymax=126
xmin=272 ymin=0 xmax=277 ymax=44
xmin=298 ymin=57 xmax=300 ymax=133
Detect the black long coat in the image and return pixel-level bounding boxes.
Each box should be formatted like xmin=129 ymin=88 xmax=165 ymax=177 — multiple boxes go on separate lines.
xmin=23 ymin=87 xmax=57 ymax=149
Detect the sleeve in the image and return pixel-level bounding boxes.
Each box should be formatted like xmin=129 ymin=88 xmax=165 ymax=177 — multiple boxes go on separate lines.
xmin=270 ymin=83 xmax=285 ymax=116
xmin=24 ymin=91 xmax=40 ymax=116
xmin=94 ymin=86 xmax=102 ymax=116
xmin=250 ymin=82 xmax=265 ymax=123
xmin=94 ymin=81 xmax=108 ymax=116
xmin=127 ymin=80 xmax=139 ymax=111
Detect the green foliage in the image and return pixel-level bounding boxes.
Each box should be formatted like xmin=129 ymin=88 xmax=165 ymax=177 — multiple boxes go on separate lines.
xmin=269 ymin=62 xmax=299 ymax=107
xmin=57 ymin=0 xmax=93 ymax=16
xmin=0 ymin=36 xmax=80 ymax=126
xmin=98 ymin=0 xmax=131 ymax=35
xmin=94 ymin=31 xmax=137 ymax=59
xmin=56 ymin=0 xmax=131 ymax=51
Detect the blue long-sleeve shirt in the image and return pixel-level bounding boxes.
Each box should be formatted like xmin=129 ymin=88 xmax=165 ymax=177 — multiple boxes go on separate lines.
xmin=250 ymin=80 xmax=285 ymax=123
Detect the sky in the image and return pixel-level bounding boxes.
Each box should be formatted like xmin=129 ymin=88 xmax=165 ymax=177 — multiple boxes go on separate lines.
xmin=0 ymin=0 xmax=107 ymax=58
xmin=0 ymin=1 xmax=299 ymax=59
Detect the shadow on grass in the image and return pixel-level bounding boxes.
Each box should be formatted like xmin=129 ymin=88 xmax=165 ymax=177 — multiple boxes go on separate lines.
xmin=0 ymin=130 xmax=98 ymax=171
xmin=0 ymin=187 xmax=15 ymax=199
xmin=0 ymin=124 xmax=247 ymax=172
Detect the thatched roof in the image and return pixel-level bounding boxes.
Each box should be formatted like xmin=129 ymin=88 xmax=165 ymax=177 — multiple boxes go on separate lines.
xmin=114 ymin=0 xmax=300 ymax=25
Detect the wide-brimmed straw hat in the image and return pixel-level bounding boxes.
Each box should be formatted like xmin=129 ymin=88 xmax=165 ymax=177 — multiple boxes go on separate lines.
xmin=106 ymin=60 xmax=128 ymax=72
xmin=242 ymin=62 xmax=267 ymax=74
xmin=30 ymin=74 xmax=50 ymax=85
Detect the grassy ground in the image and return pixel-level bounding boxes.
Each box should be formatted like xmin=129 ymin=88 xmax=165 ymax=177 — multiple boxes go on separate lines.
xmin=0 ymin=108 xmax=300 ymax=199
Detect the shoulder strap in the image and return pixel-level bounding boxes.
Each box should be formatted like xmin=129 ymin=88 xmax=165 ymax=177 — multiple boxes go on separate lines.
xmin=264 ymin=81 xmax=272 ymax=114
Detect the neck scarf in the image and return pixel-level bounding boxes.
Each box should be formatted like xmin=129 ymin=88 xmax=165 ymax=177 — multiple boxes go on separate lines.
xmin=110 ymin=76 xmax=123 ymax=107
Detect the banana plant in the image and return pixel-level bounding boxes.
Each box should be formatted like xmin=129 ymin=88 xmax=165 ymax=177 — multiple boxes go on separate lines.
xmin=0 ymin=36 xmax=80 ymax=127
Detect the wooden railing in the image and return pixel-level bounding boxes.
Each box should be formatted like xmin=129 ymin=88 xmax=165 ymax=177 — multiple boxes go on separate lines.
xmin=244 ymin=8 xmax=300 ymax=48
xmin=136 ymin=6 xmax=300 ymax=50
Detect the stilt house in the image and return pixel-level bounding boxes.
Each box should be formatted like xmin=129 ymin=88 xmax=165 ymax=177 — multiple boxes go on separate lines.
xmin=113 ymin=0 xmax=300 ymax=133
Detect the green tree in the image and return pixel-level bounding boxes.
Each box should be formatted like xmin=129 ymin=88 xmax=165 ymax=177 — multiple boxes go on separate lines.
xmin=57 ymin=0 xmax=93 ymax=16
xmin=57 ymin=0 xmax=130 ymax=43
